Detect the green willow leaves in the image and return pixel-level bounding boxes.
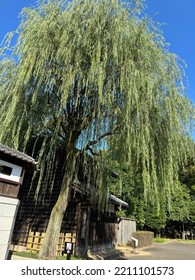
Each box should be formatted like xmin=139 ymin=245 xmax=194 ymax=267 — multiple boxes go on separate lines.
xmin=0 ymin=0 xmax=194 ymax=205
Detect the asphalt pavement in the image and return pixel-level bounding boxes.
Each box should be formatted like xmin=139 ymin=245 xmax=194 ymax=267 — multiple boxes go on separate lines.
xmin=120 ymin=241 xmax=195 ymax=260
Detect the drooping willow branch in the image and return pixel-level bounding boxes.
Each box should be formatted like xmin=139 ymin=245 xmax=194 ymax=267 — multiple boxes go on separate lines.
xmin=0 ymin=0 xmax=194 ymax=207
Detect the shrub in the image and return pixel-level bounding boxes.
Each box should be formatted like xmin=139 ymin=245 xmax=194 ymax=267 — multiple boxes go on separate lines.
xmin=132 ymin=231 xmax=154 ymax=248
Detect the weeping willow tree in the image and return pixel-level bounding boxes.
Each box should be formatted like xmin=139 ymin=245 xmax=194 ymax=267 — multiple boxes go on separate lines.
xmin=0 ymin=0 xmax=194 ymax=259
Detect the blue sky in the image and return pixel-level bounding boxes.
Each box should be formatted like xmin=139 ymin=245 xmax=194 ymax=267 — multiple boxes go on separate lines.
xmin=146 ymin=0 xmax=195 ymax=105
xmin=0 ymin=0 xmax=194 ymax=105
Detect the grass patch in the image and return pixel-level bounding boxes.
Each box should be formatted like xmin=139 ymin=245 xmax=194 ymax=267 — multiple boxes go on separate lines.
xmin=175 ymin=239 xmax=195 ymax=244
xmin=13 ymin=251 xmax=38 ymax=259
xmin=153 ymin=237 xmax=169 ymax=243
xmin=153 ymin=238 xmax=195 ymax=244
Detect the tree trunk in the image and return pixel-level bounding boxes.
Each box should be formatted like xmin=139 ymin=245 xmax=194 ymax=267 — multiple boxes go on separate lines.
xmin=38 ymin=150 xmax=77 ymax=259
xmin=38 ymin=185 xmax=70 ymax=259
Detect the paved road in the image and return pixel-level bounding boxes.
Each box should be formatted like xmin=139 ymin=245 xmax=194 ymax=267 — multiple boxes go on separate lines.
xmin=123 ymin=241 xmax=195 ymax=260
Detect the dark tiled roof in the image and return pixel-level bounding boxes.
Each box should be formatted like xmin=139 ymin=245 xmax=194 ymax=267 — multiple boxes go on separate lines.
xmin=0 ymin=142 xmax=37 ymax=166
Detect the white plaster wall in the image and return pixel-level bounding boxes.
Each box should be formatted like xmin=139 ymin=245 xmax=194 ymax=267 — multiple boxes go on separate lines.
xmin=0 ymin=196 xmax=20 ymax=259
xmin=0 ymin=159 xmax=22 ymax=183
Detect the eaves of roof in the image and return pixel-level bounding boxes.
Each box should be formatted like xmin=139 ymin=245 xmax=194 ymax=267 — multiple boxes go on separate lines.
xmin=72 ymin=181 xmax=129 ymax=208
xmin=109 ymin=194 xmax=129 ymax=208
xmin=0 ymin=142 xmax=38 ymax=167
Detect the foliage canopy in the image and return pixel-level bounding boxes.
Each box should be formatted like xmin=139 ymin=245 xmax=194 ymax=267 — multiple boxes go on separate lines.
xmin=0 ymin=0 xmax=194 ymax=258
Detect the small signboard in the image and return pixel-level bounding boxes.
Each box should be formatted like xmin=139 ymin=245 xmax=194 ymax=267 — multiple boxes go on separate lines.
xmin=64 ymin=242 xmax=74 ymax=259
xmin=64 ymin=242 xmax=73 ymax=254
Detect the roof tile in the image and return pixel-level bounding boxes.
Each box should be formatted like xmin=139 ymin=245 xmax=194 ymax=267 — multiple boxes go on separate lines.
xmin=0 ymin=142 xmax=37 ymax=166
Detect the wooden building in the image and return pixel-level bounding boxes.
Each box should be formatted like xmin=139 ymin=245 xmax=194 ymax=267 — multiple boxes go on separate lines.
xmin=12 ymin=176 xmax=129 ymax=256
xmin=1 ymin=142 xmax=131 ymax=257
xmin=0 ymin=143 xmax=37 ymax=198
xmin=0 ymin=143 xmax=37 ymax=259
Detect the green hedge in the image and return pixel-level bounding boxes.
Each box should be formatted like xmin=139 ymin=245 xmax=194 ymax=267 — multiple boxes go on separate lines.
xmin=132 ymin=231 xmax=154 ymax=248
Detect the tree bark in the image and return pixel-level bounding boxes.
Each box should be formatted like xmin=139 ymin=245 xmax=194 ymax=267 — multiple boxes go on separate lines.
xmin=38 ymin=185 xmax=70 ymax=259
xmin=38 ymin=149 xmax=77 ymax=259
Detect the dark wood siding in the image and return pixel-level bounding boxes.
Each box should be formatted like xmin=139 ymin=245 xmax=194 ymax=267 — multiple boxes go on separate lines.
xmin=0 ymin=181 xmax=20 ymax=198
xmin=12 ymin=167 xmax=83 ymax=246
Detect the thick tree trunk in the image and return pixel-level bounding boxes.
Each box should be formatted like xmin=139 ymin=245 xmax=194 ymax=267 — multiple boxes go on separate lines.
xmin=38 ymin=185 xmax=70 ymax=259
xmin=38 ymin=149 xmax=77 ymax=259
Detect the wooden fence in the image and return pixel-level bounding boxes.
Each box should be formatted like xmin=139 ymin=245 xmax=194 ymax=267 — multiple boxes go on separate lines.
xmin=26 ymin=231 xmax=76 ymax=256
xmin=117 ymin=218 xmax=136 ymax=245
